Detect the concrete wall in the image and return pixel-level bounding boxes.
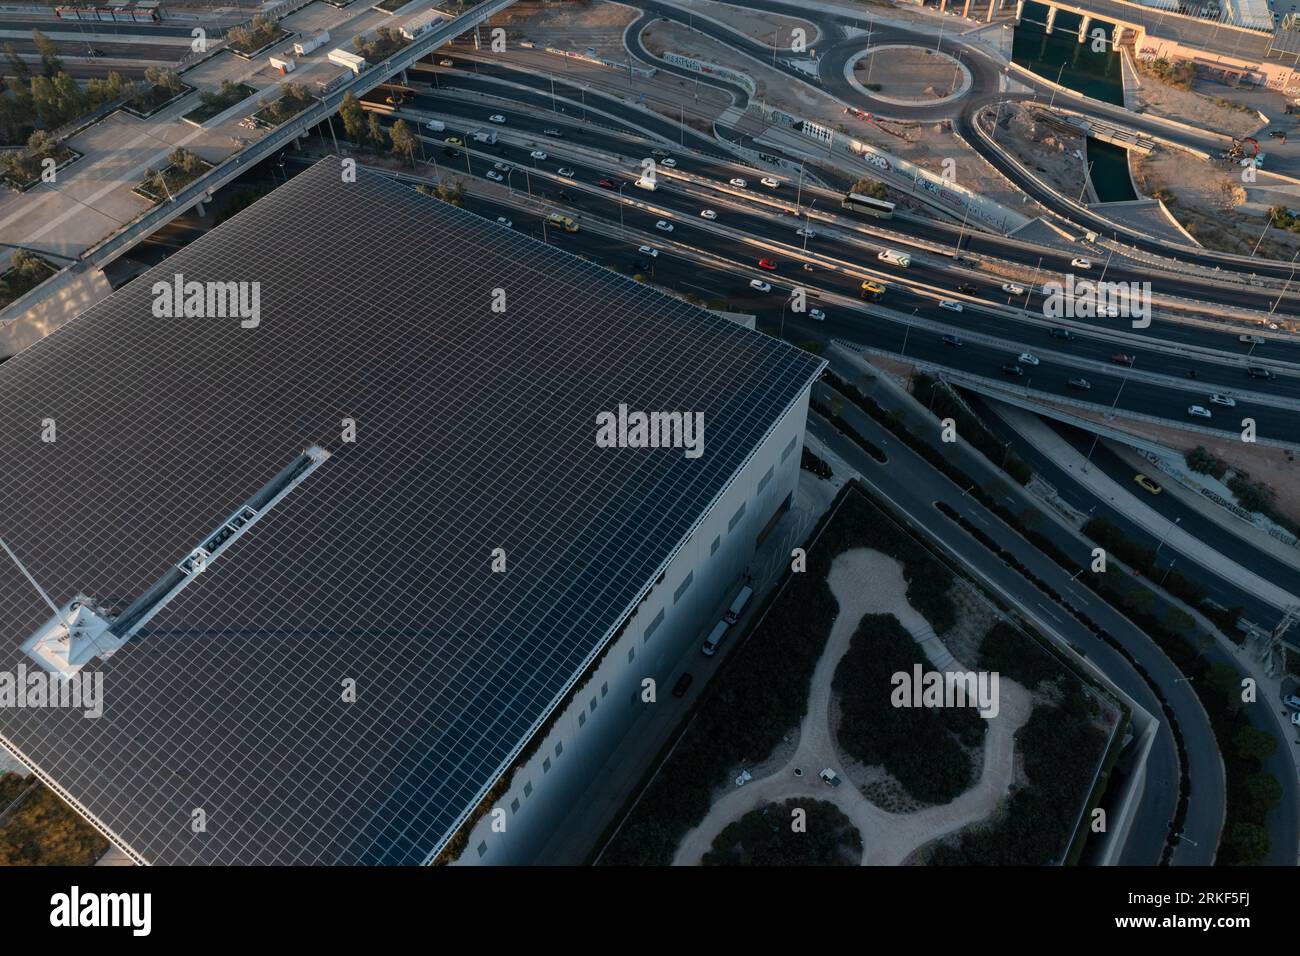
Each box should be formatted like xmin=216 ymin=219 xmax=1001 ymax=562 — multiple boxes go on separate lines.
xmin=454 ymin=387 xmax=814 ymax=865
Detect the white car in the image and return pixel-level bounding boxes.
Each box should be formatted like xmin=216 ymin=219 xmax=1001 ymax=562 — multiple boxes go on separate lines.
xmin=493 ymin=162 xmax=511 ymax=172
xmin=761 ymin=176 xmax=780 ymax=188
xmin=488 ymin=114 xmax=506 ymax=124
xmin=699 ymin=209 xmax=717 ymax=220
xmin=808 ymin=308 xmax=826 ymax=321
xmin=1001 ymin=282 xmax=1025 ymax=295
xmin=1071 ymin=257 xmax=1093 ymax=269
xmin=749 ymin=279 xmax=772 ymax=292
xmin=1209 ymin=393 xmax=1236 ymax=407
xmin=496 ymin=216 xmax=513 ymax=227
xmin=1188 ymin=405 xmax=1212 ymax=419
xmin=655 ymin=220 xmax=674 ymax=232
xmin=661 ymin=158 xmax=677 ymax=168
xmin=485 ymin=170 xmax=504 ymax=182
xmin=939 ymin=300 xmax=963 ymax=312
xmin=729 ymin=177 xmax=747 ymax=188
xmin=1018 ymin=352 xmax=1041 ymax=366
xmin=796 ymin=227 xmax=817 ymax=238
xmin=438 ymin=58 xmax=454 ymax=66
xmin=637 ymin=245 xmax=659 ymax=258
xmin=530 ymin=150 xmax=548 ymax=160
xmin=557 ymin=167 xmax=575 ymax=177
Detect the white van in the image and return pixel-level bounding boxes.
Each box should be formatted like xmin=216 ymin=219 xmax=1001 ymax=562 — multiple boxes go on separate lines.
xmin=702 ymin=620 xmax=729 ymax=656
xmin=634 ymin=176 xmax=657 ymax=191
xmin=878 ymin=249 xmax=911 ymax=268
xmin=725 ymin=585 xmax=753 ymax=625
xmin=425 ymin=119 xmax=446 ymax=132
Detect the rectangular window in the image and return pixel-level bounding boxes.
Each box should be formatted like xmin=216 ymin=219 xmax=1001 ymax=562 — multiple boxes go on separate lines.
xmin=782 ymin=434 xmax=798 ymax=462
xmin=510 ymin=798 xmax=520 ymax=814
xmin=627 ymin=646 xmax=636 ymax=663
xmin=601 ymin=681 xmax=608 ymax=698
xmin=757 ymin=465 xmax=774 ymax=494
xmin=578 ymin=711 xmax=586 ymax=727
xmin=543 ymin=757 xmax=551 ymax=773
xmin=644 ymin=608 xmax=665 ymax=642
xmin=673 ymin=571 xmax=694 ymax=604
xmin=710 ymin=535 xmax=720 ymax=556
xmin=555 ymin=741 xmax=563 ymax=757
xmin=477 ymin=841 xmax=488 ymax=858
xmin=729 ymin=502 xmax=746 ymax=532
xmin=589 ymin=697 xmax=597 ymax=714
xmin=523 ymin=781 xmax=533 ymax=798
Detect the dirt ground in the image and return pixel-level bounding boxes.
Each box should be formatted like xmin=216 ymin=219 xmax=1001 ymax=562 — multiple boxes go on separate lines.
xmin=991 ymin=103 xmax=1090 ymax=202
xmin=1132 ymin=71 xmax=1265 ymax=142
xmin=666 ymin=0 xmax=818 ymax=47
xmin=496 ymin=0 xmax=641 ymax=59
xmin=854 ymin=46 xmax=964 ymax=102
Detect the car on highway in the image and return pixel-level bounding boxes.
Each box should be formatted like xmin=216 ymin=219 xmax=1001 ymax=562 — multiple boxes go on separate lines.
xmin=444 ymin=136 xmax=463 ymax=146
xmin=493 ymin=162 xmax=512 ymax=172
xmin=1001 ymin=282 xmax=1026 ymax=295
xmin=438 ymin=58 xmax=454 ymax=66
xmin=496 ymin=216 xmax=513 ymax=227
xmin=1018 ymin=352 xmax=1040 ymax=366
xmin=860 ymin=280 xmax=886 ymax=301
xmin=655 ymin=220 xmax=674 ymax=232
xmin=543 ymin=128 xmax=562 ymax=137
xmin=1187 ymin=405 xmax=1212 ymax=419
xmin=634 ymin=258 xmax=652 ymax=271
xmin=1068 ymin=377 xmax=1092 ymax=390
xmin=1269 ymin=129 xmax=1288 ymax=139
xmin=729 ymin=177 xmax=747 ymax=188
xmin=1050 ymin=328 xmax=1075 ymax=340
xmin=1209 ymin=393 xmax=1236 ymax=407
xmin=757 ymin=258 xmax=778 ymax=271
xmin=942 ymin=334 xmax=963 ymax=346
xmin=485 ymin=170 xmax=504 ymax=182
xmin=1070 ymin=257 xmax=1092 ymax=269
xmin=749 ymin=279 xmax=772 ymax=292
xmin=1134 ymin=474 xmax=1163 ymax=495
xmin=1110 ymin=353 xmax=1135 ymax=366
xmin=808 ymin=308 xmax=826 ymax=321
xmin=596 ymin=178 xmax=618 ymax=188
xmin=488 ymin=114 xmax=506 ymax=124
xmin=939 ymin=300 xmax=963 ymax=312
xmin=700 ymin=209 xmax=717 ymax=220
xmin=1000 ymin=363 xmax=1024 ymax=377
xmin=957 ymin=282 xmax=978 ymax=295
xmin=557 ymin=167 xmax=575 ymax=177
xmin=761 ymin=176 xmax=780 ymax=188
xmin=671 ymin=672 xmax=694 ymax=698
xmin=529 ymin=149 xmax=548 ymax=160
xmin=1247 ymin=366 xmax=1274 ymax=379
xmin=661 ymin=158 xmax=677 ymax=168
xmin=796 ymin=227 xmax=817 ymax=238
xmin=638 ymin=245 xmax=659 ymax=257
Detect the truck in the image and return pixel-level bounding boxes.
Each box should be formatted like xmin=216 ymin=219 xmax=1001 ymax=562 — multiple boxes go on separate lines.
xmin=327 ymin=48 xmax=367 ymax=75
xmin=877 ymin=249 xmax=910 ymax=268
xmin=1239 ymin=334 xmax=1266 ymax=344
xmin=701 ymin=620 xmax=728 ymax=656
xmin=400 ymin=9 xmax=448 ymax=40
xmin=724 ymin=585 xmax=753 ymax=625
xmin=425 ymin=119 xmax=446 ymax=132
xmin=293 ymin=30 xmax=329 ymax=56
xmin=316 ymin=69 xmax=350 ymax=96
xmin=268 ymin=55 xmax=295 ymax=74
xmin=546 ymin=213 xmax=579 ymax=233
xmin=471 ymin=129 xmax=498 ymax=145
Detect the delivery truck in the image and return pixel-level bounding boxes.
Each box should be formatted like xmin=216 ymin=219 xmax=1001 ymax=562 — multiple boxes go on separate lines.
xmin=293 ymin=30 xmax=329 ymax=56
xmin=877 ymin=249 xmax=911 ymax=267
xmin=327 ymin=48 xmax=366 ymax=75
xmin=471 ymin=129 xmax=498 ymax=145
xmin=268 ymin=55 xmax=295 ymax=74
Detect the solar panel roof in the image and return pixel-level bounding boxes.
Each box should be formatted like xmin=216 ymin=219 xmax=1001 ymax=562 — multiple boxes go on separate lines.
xmin=0 ymin=158 xmax=824 ymax=865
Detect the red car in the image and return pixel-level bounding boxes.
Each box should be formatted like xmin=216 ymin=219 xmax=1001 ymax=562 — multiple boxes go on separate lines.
xmin=1109 ymin=353 xmax=1135 ymax=366
xmin=757 ymin=258 xmax=778 ymax=271
xmin=595 ymin=178 xmax=618 ymax=189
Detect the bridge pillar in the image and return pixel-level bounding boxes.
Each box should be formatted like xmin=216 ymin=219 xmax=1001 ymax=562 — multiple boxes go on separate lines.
xmin=962 ymin=0 xmax=971 ymax=17
xmin=986 ymin=0 xmax=997 ymax=23
xmin=1045 ymin=4 xmax=1057 ymax=33
xmin=1112 ymin=24 xmax=1124 ymax=46
xmin=1078 ymin=14 xmax=1091 ymax=42
xmin=939 ymin=0 xmax=948 ymax=11
xmin=1015 ymin=0 xmax=1024 ymax=21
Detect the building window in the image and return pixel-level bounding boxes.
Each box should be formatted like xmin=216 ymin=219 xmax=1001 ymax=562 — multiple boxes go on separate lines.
xmin=757 ymin=465 xmax=774 ymax=494
xmin=644 ymin=608 xmax=664 ymax=642
xmin=710 ymin=535 xmax=720 ymax=556
xmin=578 ymin=711 xmax=586 ymax=727
xmin=523 ymin=781 xmax=533 ymax=798
xmin=674 ymin=571 xmax=694 ymax=603
xmin=477 ymin=841 xmax=488 ymax=858
xmin=510 ymin=798 xmax=520 ymax=814
xmin=729 ymin=502 xmax=746 ymax=532
xmin=543 ymin=757 xmax=552 ymax=773
xmin=782 ymin=434 xmax=798 ymax=462
xmin=601 ymin=681 xmax=608 ymax=698
xmin=555 ymin=741 xmax=563 ymax=757
xmin=589 ymin=697 xmax=597 ymax=714
xmin=627 ymin=646 xmax=636 ymax=663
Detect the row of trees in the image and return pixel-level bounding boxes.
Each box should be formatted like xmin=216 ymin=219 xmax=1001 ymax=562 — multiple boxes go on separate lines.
xmin=226 ymin=14 xmax=283 ymax=55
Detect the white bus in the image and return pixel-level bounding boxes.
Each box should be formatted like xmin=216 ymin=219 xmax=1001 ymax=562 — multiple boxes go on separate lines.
xmin=842 ymin=192 xmax=895 ymax=219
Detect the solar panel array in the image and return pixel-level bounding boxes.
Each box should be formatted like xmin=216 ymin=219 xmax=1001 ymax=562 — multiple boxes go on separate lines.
xmin=0 ymin=159 xmax=824 ymax=864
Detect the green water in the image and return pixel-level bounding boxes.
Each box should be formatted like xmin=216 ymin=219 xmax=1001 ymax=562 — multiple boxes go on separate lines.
xmin=1012 ymin=2 xmax=1124 ymax=106
xmin=1086 ymin=137 xmax=1138 ymax=202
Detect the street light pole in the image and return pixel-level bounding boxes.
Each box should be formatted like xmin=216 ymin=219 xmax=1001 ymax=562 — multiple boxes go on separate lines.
xmin=1083 ymin=357 xmax=1135 ymax=472
xmin=617 ymin=183 xmax=626 ymax=237
xmin=802 ymin=199 xmax=817 ymax=251
xmin=1155 ymin=516 xmax=1182 ymax=555
xmin=795 ymin=162 xmax=805 ymax=213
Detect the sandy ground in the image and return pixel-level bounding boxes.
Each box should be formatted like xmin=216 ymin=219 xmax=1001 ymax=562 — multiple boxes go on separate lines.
xmin=1132 ymin=69 xmax=1264 ymax=142
xmin=854 ymin=46 xmax=964 ymax=102
xmin=993 ymin=103 xmax=1091 ymax=204
xmin=671 ymin=548 xmax=1033 ymax=866
xmin=496 ymin=0 xmax=642 ymax=59
xmin=665 ymin=0 xmax=819 ymax=47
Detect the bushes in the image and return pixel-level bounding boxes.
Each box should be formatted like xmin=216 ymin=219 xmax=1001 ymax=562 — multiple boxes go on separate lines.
xmin=703 ymin=799 xmax=861 ymax=865
xmin=978 ymin=620 xmax=1069 ymax=693
xmin=851 ymin=176 xmax=887 ymax=199
xmin=910 ymin=373 xmax=1032 ymax=485
xmin=227 ymin=14 xmax=283 ymax=55
xmin=354 ymin=26 xmax=408 ymax=61
xmin=833 ymin=613 xmax=983 ymax=804
xmin=0 ymin=779 xmax=108 ymax=865
xmin=254 ymin=82 xmax=314 ymax=126
xmin=1186 ymin=446 xmax=1227 ymax=480
xmin=0 ymin=248 xmax=56 ymax=308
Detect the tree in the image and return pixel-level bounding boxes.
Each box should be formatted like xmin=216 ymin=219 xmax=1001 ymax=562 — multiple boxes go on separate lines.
xmin=31 ymin=28 xmax=61 ymax=77
xmin=143 ymin=66 xmax=184 ymax=95
xmin=339 ymin=91 xmax=366 ymax=145
xmin=434 ymin=176 xmax=464 ymax=206
xmin=389 ymin=119 xmax=417 ymax=167
xmin=1232 ymin=725 xmax=1277 ymax=762
xmin=1223 ymin=821 xmax=1269 ymax=864
xmin=1243 ymin=772 xmax=1282 ymax=814
xmin=366 ymin=113 xmax=385 ymax=150
xmin=851 ymin=176 xmax=886 ymax=199
xmin=3 ymin=42 xmax=29 ymax=82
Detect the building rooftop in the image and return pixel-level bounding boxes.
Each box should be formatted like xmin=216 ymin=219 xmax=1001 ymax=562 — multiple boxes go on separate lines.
xmin=0 ymin=159 xmax=823 ymax=865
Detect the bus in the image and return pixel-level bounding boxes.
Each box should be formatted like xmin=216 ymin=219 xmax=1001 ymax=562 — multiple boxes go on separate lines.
xmin=546 ymin=213 xmax=579 ymax=233
xmin=842 ymin=192 xmax=895 ymax=219
xmin=859 ymin=280 xmax=886 ymax=302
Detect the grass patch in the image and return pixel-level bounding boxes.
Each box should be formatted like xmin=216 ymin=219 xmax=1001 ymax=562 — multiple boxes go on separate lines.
xmin=182 ymin=81 xmax=256 ymax=125
xmin=0 ymin=778 xmax=108 ymax=865
xmin=133 ymin=148 xmax=212 ymax=204
xmin=0 ymin=249 xmax=56 ymax=308
xmin=250 ymin=82 xmax=315 ymax=128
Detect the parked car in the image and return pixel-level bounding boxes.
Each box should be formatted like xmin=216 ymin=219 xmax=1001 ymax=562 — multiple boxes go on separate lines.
xmin=1071 ymin=257 xmax=1093 ymax=269
xmin=638 ymin=245 xmax=659 ymax=258
xmin=939 ymin=300 xmax=963 ymax=312
xmin=529 ymin=149 xmax=548 ymax=160
xmin=488 ymin=113 xmax=506 ymax=124
xmin=1068 ymin=377 xmax=1092 ymax=390
xmin=1283 ymin=693 xmax=1300 ymax=711
xmin=671 ymin=672 xmax=694 ymax=698
xmin=749 ymin=279 xmax=773 ymax=292
xmin=1209 ymin=393 xmax=1236 ymax=407
xmin=699 ymin=209 xmax=717 ymax=220
xmin=1001 ymin=363 xmax=1024 ymax=376
xmin=757 ymin=257 xmax=778 ymax=271
xmin=1001 ymin=282 xmax=1025 ymax=295
xmin=729 ymin=177 xmax=748 ymax=188
xmin=760 ymin=176 xmax=780 ymax=188
xmin=655 ymin=219 xmax=674 ymax=232
xmin=1187 ymin=405 xmax=1212 ymax=419
xmin=1134 ymin=474 xmax=1162 ymax=495
xmin=819 ymin=768 xmax=842 ymax=787
xmin=942 ymin=334 xmax=963 ymax=346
